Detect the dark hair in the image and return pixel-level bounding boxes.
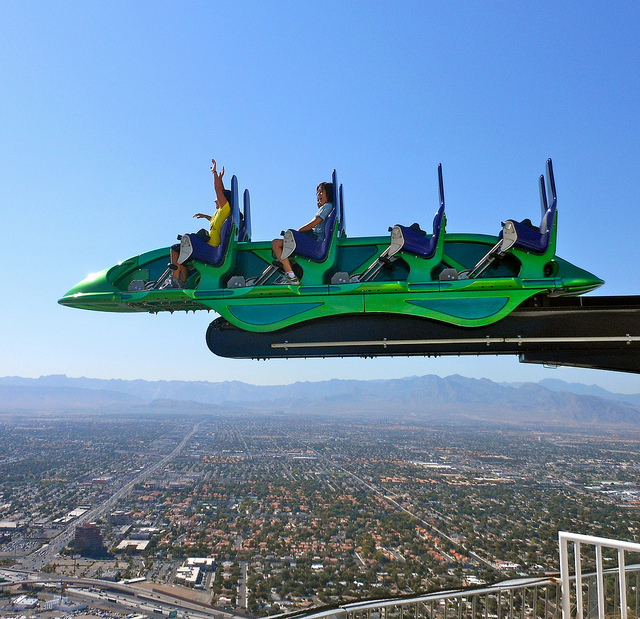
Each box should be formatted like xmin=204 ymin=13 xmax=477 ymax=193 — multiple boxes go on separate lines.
xmin=318 ymin=182 xmax=334 ymax=203
xmin=223 ymin=189 xmax=233 ymax=206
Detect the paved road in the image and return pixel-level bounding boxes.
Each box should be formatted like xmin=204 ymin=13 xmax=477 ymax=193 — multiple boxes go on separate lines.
xmin=20 ymin=422 xmax=201 ymax=571
xmin=237 ymin=561 xmax=248 ymax=610
xmin=2 ymin=572 xmax=245 ymax=619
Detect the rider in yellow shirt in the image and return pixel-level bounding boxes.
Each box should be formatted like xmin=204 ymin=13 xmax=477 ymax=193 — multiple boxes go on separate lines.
xmin=196 ymin=159 xmax=231 ymax=247
xmin=164 ymin=158 xmax=231 ymax=288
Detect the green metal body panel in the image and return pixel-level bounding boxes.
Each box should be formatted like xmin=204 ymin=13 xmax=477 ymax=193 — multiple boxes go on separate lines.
xmin=59 ymin=220 xmax=603 ymax=332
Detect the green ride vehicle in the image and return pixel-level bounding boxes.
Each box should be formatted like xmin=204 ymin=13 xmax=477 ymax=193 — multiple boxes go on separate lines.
xmin=60 ymin=159 xmax=640 ymax=373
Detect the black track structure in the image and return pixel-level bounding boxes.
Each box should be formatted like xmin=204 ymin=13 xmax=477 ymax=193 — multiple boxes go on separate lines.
xmin=206 ymin=295 xmax=640 ymax=374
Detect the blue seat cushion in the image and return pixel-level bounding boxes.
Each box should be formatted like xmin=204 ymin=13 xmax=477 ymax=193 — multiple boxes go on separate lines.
xmin=395 ymin=204 xmax=445 ymax=259
xmin=286 ymin=206 xmax=337 ymax=262
xmin=503 ymin=220 xmax=549 ymax=253
xmin=501 ymin=203 xmax=555 ymax=253
xmin=180 ymin=216 xmax=232 ymax=267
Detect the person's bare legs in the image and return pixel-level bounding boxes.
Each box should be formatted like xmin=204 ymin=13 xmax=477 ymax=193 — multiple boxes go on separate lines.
xmin=170 ymin=248 xmax=188 ymax=283
xmin=271 ymin=238 xmax=293 ymax=272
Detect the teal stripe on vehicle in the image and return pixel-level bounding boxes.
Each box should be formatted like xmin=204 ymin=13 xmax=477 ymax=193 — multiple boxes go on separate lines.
xmin=407 ymin=297 xmax=509 ymax=319
xmin=228 ymin=303 xmax=323 ymax=326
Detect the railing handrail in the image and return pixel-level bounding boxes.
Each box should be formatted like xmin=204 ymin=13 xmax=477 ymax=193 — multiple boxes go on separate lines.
xmin=559 ymin=531 xmax=640 ymax=554
xmin=559 ymin=531 xmax=640 ymax=619
xmin=283 ymin=533 xmax=640 ymax=619
xmin=289 ymin=575 xmax=562 ymax=619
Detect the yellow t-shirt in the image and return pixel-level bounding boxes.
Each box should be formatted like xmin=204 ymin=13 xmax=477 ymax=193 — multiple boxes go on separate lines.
xmin=207 ymin=202 xmax=231 ymax=247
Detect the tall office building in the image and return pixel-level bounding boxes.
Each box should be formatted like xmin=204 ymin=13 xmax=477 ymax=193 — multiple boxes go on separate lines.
xmin=74 ymin=522 xmax=104 ymax=557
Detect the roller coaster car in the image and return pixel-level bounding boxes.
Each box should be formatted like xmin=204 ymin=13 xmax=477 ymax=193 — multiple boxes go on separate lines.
xmin=59 ymin=159 xmax=601 ymax=329
xmin=59 ymin=159 xmax=640 ymax=375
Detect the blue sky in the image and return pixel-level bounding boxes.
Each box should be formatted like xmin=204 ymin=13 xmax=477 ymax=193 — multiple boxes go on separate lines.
xmin=2 ymin=1 xmax=640 ymax=391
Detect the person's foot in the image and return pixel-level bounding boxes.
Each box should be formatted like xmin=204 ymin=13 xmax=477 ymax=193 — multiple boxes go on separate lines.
xmin=275 ymin=273 xmax=300 ymax=285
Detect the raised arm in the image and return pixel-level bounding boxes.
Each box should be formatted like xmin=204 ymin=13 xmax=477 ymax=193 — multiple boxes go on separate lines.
xmin=210 ymin=158 xmax=228 ymax=208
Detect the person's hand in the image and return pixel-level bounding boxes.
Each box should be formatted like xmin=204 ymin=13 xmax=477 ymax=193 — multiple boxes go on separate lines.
xmin=193 ymin=213 xmax=209 ymax=219
xmin=210 ymin=158 xmax=224 ymax=180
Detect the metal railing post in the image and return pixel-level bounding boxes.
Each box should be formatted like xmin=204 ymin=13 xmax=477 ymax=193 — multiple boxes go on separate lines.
xmin=595 ymin=544 xmax=604 ymax=619
xmin=618 ymin=547 xmax=627 ymax=619
xmin=574 ymin=542 xmax=583 ymax=619
xmin=559 ymin=533 xmax=571 ymax=619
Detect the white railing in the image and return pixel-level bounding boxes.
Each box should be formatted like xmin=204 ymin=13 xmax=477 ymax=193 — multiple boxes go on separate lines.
xmin=287 ymin=576 xmax=564 ymax=619
xmin=559 ymin=531 xmax=640 ymax=619
xmin=286 ymin=532 xmax=640 ymax=619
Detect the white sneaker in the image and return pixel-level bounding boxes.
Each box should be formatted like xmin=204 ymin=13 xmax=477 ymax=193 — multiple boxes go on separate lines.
xmin=275 ymin=274 xmax=300 ymax=285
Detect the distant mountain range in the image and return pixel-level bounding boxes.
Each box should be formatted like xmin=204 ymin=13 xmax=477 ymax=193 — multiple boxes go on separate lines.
xmin=2 ymin=374 xmax=640 ymax=428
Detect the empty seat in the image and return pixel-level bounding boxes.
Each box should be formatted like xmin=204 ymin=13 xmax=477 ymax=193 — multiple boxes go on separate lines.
xmin=500 ymin=159 xmax=557 ymax=254
xmin=393 ymin=202 xmax=446 ymax=259
xmin=356 ymin=164 xmax=446 ymax=283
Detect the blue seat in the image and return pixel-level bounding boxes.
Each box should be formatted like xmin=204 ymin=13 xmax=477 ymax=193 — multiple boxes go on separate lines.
xmin=500 ymin=159 xmax=557 ymax=254
xmin=394 ymin=202 xmax=446 ymax=259
xmin=280 ymin=170 xmax=342 ymax=263
xmin=239 ymin=189 xmax=251 ymax=242
xmin=177 ymin=175 xmax=240 ymax=267
xmin=338 ymin=183 xmax=346 ymax=238
xmin=389 ymin=162 xmax=446 ymax=260
xmin=501 ymin=213 xmax=554 ymax=253
xmin=281 ymin=206 xmax=337 ymax=262
xmin=178 ymin=216 xmax=233 ymax=268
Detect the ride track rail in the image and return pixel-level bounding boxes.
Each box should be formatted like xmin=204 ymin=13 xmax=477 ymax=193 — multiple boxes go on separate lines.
xmin=206 ymin=295 xmax=640 ymax=374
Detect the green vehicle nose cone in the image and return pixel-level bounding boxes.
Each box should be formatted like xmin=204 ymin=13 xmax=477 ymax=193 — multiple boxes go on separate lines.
xmin=58 ymin=268 xmax=120 ymax=310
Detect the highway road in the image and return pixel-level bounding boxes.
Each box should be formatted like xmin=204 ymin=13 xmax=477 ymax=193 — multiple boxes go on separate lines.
xmin=1 ymin=570 xmax=244 ymax=619
xmin=19 ymin=422 xmax=201 ymax=571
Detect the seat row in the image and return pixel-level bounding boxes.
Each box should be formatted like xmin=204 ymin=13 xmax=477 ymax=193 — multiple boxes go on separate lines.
xmin=175 ymin=160 xmax=558 ymax=286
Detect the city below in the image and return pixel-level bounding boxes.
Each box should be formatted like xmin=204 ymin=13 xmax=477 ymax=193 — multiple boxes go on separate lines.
xmin=2 ymin=375 xmax=640 ymax=618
